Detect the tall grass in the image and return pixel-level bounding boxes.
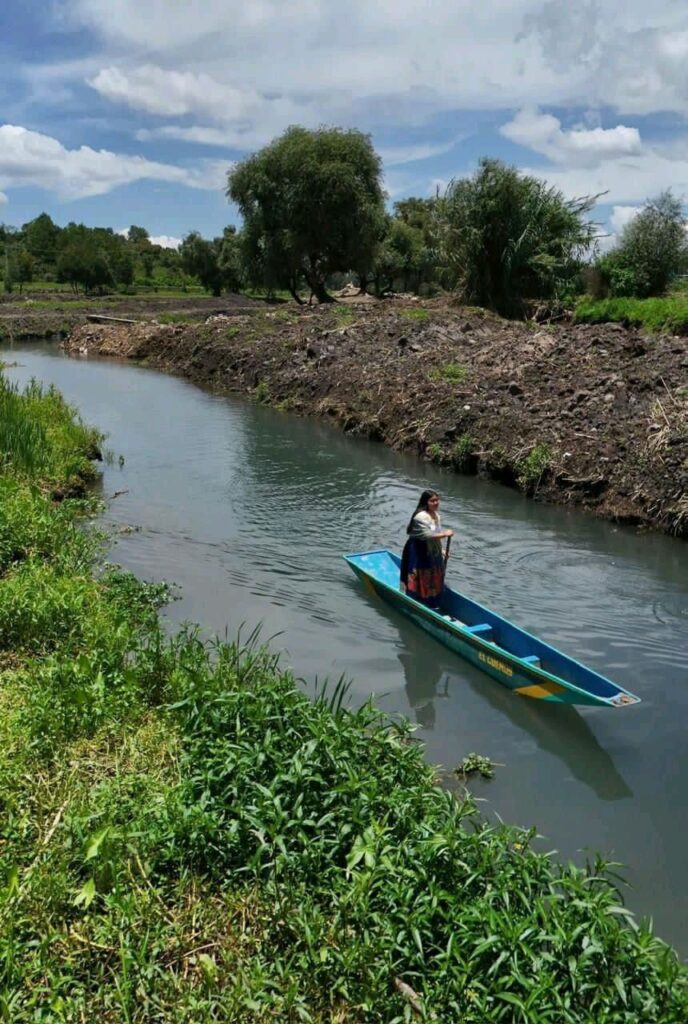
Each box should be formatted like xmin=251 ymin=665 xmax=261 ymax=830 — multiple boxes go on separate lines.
xmin=574 ymin=296 xmax=688 ymax=334
xmin=1 ymin=372 xmax=687 ymax=1021
xmin=0 ymin=371 xmax=102 ymax=487
xmin=0 ymin=378 xmax=47 ymax=475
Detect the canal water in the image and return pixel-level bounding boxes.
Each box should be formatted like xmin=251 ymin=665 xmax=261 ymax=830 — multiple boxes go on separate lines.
xmin=4 ymin=343 xmax=688 ymax=953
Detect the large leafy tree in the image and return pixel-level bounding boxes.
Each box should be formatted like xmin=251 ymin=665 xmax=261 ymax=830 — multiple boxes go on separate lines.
xmin=22 ymin=213 xmax=60 ymax=273
xmin=439 ymin=158 xmax=597 ymax=315
xmin=180 ymin=229 xmax=245 ymax=296
xmin=228 ymin=126 xmax=385 ymax=302
xmin=598 ymin=191 xmax=688 ymax=297
xmin=180 ymin=231 xmax=223 ymax=296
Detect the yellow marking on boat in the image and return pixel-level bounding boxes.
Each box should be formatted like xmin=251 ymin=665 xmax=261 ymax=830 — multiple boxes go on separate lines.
xmin=516 ymin=680 xmax=568 ymax=699
xmin=478 ymin=651 xmax=513 ymax=678
xmin=363 ymin=577 xmax=377 ymax=594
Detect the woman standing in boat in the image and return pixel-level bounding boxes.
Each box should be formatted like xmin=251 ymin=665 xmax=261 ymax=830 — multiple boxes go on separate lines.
xmin=400 ymin=490 xmax=453 ymax=609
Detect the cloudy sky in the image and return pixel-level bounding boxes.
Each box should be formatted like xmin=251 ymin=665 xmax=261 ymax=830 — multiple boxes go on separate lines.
xmin=1 ymin=0 xmax=688 ymax=247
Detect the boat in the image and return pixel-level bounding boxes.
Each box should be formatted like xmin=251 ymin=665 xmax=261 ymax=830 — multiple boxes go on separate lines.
xmin=344 ymin=549 xmax=641 ymax=708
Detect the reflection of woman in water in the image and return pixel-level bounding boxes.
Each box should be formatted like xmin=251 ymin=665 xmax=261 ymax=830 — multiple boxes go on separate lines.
xmin=400 ymin=490 xmax=453 ymax=609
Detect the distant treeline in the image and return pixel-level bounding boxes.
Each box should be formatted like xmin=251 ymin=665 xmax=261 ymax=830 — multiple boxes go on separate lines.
xmin=3 ymin=126 xmax=687 ymax=314
xmin=0 ymin=218 xmax=192 ymax=295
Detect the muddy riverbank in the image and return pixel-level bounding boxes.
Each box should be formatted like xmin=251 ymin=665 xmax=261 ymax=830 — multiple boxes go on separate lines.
xmin=58 ymin=297 xmax=687 ymax=536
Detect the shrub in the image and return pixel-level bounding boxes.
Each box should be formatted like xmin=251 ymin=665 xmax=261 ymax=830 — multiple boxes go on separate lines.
xmin=596 ymin=191 xmax=688 ymax=298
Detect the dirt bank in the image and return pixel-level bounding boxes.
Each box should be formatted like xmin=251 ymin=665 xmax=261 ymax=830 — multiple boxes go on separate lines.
xmin=61 ymin=298 xmax=688 ymax=537
xmin=0 ymin=292 xmax=261 ymax=343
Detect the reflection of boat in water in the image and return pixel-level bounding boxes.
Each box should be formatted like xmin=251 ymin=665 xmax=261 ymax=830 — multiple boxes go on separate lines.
xmin=345 ymin=549 xmax=640 ymax=708
xmin=351 ymin=578 xmax=634 ymax=804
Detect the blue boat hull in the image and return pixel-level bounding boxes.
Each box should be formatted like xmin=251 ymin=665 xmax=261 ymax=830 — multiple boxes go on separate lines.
xmin=344 ymin=550 xmax=640 ymax=708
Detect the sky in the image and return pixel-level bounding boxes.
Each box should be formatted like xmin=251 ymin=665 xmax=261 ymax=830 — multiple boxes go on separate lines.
xmin=1 ymin=0 xmax=688 ymax=249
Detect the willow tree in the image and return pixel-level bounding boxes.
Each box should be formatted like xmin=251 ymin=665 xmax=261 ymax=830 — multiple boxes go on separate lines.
xmin=227 ymin=126 xmax=385 ymax=302
xmin=439 ymin=158 xmax=598 ymax=315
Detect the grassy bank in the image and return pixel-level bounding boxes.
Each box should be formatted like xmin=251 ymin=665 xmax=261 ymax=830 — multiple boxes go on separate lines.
xmin=574 ymin=295 xmax=688 ymax=334
xmin=1 ymin=370 xmax=687 ymax=1022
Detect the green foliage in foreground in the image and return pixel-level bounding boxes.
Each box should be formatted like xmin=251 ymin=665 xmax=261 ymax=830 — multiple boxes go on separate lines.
xmin=0 ymin=373 xmax=102 ymax=486
xmin=574 ymin=295 xmax=688 ymax=335
xmin=1 ymin=376 xmax=687 ymax=1021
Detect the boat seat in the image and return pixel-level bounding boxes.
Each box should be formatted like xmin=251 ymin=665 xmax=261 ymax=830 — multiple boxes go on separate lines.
xmin=522 ymin=655 xmax=541 ymax=668
xmin=467 ymin=623 xmax=494 ymax=640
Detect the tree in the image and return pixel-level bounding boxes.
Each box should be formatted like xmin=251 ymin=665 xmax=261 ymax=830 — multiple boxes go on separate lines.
xmin=23 ymin=213 xmax=60 ymax=273
xmin=438 ymin=158 xmax=598 ymax=315
xmin=56 ymin=239 xmax=113 ymax=294
xmin=598 ymin=191 xmax=688 ymax=297
xmin=180 ymin=231 xmax=223 ymax=295
xmin=127 ymin=225 xmax=150 ymax=246
xmin=216 ymin=226 xmax=243 ymax=293
xmin=113 ymin=250 xmax=135 ymax=289
xmin=15 ymin=250 xmax=35 ymax=294
xmin=370 ymin=218 xmax=426 ymax=295
xmin=228 ymin=126 xmax=385 ymax=302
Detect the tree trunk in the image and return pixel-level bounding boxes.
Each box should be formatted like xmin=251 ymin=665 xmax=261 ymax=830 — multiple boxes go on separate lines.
xmin=304 ymin=261 xmax=333 ymax=304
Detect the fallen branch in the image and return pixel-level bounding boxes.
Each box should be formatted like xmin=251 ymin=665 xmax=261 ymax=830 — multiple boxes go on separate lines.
xmin=394 ymin=977 xmax=424 ymax=1016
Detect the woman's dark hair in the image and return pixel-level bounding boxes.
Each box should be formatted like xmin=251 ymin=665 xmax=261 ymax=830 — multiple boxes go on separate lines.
xmin=406 ymin=489 xmax=438 ymax=534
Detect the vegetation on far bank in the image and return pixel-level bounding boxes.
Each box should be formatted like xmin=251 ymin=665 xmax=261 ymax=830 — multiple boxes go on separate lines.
xmin=574 ymin=294 xmax=688 ymax=334
xmin=1 ymin=374 xmax=688 ymax=1021
xmin=4 ymin=126 xmax=686 ymax=320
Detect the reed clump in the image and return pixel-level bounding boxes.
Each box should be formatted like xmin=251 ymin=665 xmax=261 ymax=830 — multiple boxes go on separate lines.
xmin=1 ymin=368 xmax=687 ymax=1022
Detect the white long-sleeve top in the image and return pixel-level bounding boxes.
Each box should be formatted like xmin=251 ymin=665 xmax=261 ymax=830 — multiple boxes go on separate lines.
xmin=409 ymin=510 xmax=443 ymax=556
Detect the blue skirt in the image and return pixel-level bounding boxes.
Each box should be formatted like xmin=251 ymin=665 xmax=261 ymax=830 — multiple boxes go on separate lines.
xmin=400 ymin=537 xmax=445 ymax=609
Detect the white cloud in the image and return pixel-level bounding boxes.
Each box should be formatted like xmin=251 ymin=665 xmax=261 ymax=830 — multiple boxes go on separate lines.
xmin=0 ymin=124 xmax=226 ymax=199
xmin=521 ymin=144 xmax=688 ymax=206
xmin=150 ymin=234 xmax=182 ymax=249
xmin=500 ymin=109 xmax=641 ymax=168
xmin=59 ymin=1 xmax=688 ymax=120
xmin=89 ymin=65 xmax=257 ymax=121
xmin=116 ymin=228 xmax=181 ymax=247
xmin=609 ymin=205 xmax=642 ymax=235
xmin=0 ymin=191 xmax=7 ymax=205
xmin=378 ymin=139 xmax=463 ymax=167
xmin=11 ymin=1 xmax=686 ymax=222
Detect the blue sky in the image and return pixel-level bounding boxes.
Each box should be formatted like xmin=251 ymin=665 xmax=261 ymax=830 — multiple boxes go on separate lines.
xmin=2 ymin=0 xmax=688 ymax=248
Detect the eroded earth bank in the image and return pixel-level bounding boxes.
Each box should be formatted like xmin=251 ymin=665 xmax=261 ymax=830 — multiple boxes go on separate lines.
xmin=62 ymin=297 xmax=688 ymax=537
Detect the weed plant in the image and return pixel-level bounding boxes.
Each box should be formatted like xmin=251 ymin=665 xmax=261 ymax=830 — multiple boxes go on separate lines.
xmin=1 ymin=371 xmax=687 ymax=1021
xmin=519 ymin=443 xmax=552 ymax=494
xmin=429 ymin=362 xmax=468 ymax=384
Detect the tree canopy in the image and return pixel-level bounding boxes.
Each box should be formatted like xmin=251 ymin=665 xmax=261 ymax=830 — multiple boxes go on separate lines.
xmin=1 ymin=214 xmax=192 ymax=294
xmin=439 ymin=158 xmax=598 ymax=315
xmin=227 ymin=126 xmax=385 ymax=302
xmin=597 ymin=191 xmax=688 ymax=297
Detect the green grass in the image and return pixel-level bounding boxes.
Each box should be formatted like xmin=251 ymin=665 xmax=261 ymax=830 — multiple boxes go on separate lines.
xmin=429 ymin=362 xmax=468 ymax=384
xmin=332 ymin=303 xmax=356 ymax=322
xmin=0 ymin=374 xmax=102 ymax=488
xmin=451 ymin=432 xmax=476 ymax=470
xmin=518 ymin=443 xmax=552 ymax=494
xmin=399 ymin=307 xmax=430 ymax=321
xmin=574 ymin=296 xmax=688 ymax=334
xmin=1 ymin=371 xmax=687 ymax=1021
xmin=154 ymin=312 xmax=198 ymax=324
